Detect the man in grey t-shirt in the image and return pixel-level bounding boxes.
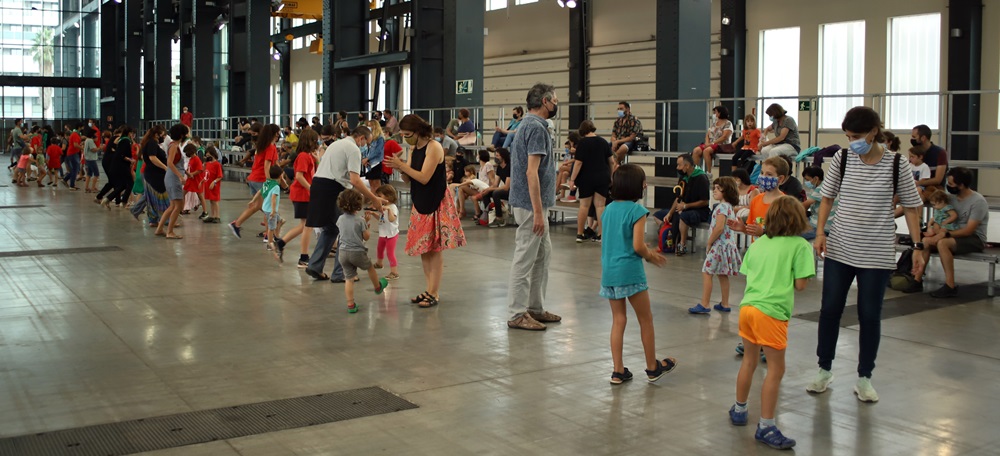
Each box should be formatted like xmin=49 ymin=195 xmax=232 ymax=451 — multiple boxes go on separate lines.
xmin=433 ymin=127 xmax=458 ymax=156
xmin=915 ymin=167 xmax=989 ymax=298
xmin=9 ymin=119 xmax=26 ymax=169
xmin=506 ymin=83 xmax=561 ymax=331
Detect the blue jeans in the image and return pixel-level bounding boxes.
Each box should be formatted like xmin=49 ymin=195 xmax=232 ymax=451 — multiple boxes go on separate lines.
xmin=491 ymin=131 xmax=506 ymax=148
xmin=63 ymin=154 xmax=81 ymax=188
xmin=307 ymin=225 xmax=344 ymax=281
xmin=816 ymin=258 xmax=892 ymax=378
xmin=9 ymin=147 xmax=22 ymax=167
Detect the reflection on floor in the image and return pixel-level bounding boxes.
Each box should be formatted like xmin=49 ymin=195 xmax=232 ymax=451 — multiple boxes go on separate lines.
xmin=0 ymin=182 xmax=997 ymax=455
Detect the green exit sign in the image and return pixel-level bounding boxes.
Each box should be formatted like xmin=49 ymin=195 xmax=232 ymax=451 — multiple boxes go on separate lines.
xmin=317 ymin=93 xmax=323 ymax=103
xmin=798 ymin=100 xmax=815 ymax=111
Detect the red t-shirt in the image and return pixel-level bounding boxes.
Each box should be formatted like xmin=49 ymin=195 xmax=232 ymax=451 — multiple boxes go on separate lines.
xmin=30 ymin=135 xmax=42 ymax=150
xmin=382 ymin=139 xmax=402 ymax=175
xmin=205 ymin=160 xmax=223 ymax=183
xmin=67 ymin=132 xmax=81 ymax=155
xmin=181 ymin=112 xmax=193 ymax=127
xmin=248 ymin=144 xmax=278 ymax=183
xmin=289 ymin=152 xmax=316 ymax=202
xmin=46 ymin=144 xmax=62 ymax=167
xmin=183 ymin=156 xmax=204 ymax=192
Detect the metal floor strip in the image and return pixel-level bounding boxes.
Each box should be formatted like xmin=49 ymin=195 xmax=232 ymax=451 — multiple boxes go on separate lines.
xmin=0 ymin=246 xmax=122 ymax=258
xmin=0 ymin=204 xmax=45 ymax=209
xmin=0 ymin=386 xmax=418 ymax=455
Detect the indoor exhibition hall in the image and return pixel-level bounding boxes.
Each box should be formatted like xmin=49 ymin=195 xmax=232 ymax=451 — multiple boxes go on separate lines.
xmin=1 ymin=0 xmax=999 ymax=454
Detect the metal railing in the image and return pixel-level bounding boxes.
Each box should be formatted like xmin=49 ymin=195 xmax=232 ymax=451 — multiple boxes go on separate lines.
xmin=142 ymin=89 xmax=1000 ymax=162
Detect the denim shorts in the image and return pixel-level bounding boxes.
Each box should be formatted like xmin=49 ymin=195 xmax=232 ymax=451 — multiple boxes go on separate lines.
xmin=247 ymin=180 xmax=264 ymax=196
xmin=600 ymin=282 xmax=649 ymax=300
xmin=85 ymin=160 xmax=100 ymax=177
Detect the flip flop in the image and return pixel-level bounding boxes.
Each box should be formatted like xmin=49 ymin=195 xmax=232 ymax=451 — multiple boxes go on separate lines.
xmin=165 ymin=234 xmax=183 ymax=239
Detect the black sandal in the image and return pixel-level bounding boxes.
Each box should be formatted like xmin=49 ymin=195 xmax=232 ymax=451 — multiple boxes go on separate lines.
xmin=410 ymin=291 xmax=432 ymax=304
xmin=645 ymin=357 xmax=678 ymax=382
xmin=418 ymin=295 xmax=439 ymax=308
xmin=610 ymin=368 xmax=633 ymax=385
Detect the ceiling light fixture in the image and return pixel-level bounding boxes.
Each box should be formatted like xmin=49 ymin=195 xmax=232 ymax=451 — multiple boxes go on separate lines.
xmin=556 ymin=0 xmax=565 ymax=6
xmin=566 ymin=0 xmax=577 ymax=7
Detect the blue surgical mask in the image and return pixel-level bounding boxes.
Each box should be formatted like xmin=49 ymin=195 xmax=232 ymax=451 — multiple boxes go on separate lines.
xmin=848 ymin=137 xmax=873 ymax=155
xmin=756 ymin=175 xmax=779 ymax=192
xmin=434 ymin=137 xmax=442 ymax=142
xmin=617 ymin=110 xmax=625 ymax=118
xmin=768 ymin=116 xmax=775 ymax=123
xmin=804 ymin=181 xmax=816 ymax=190
xmin=360 ymin=145 xmax=369 ymax=155
xmin=564 ymin=147 xmax=570 ymax=156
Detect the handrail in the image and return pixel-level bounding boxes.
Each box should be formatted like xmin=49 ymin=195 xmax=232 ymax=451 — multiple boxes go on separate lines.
xmin=143 ymin=89 xmax=1000 ymax=160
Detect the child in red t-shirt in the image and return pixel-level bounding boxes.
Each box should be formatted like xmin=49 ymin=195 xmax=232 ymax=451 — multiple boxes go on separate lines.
xmin=182 ymin=146 xmax=207 ymax=218
xmin=46 ymin=140 xmax=63 ymax=186
xmin=202 ymin=147 xmax=223 ymax=223
xmin=731 ymin=114 xmax=763 ymax=173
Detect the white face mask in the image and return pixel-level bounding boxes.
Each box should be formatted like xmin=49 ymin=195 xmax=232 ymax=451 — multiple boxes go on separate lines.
xmin=711 ymin=114 xmax=718 ymax=122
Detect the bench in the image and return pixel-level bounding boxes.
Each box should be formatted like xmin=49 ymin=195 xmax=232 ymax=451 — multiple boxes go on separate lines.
xmin=894 ymin=244 xmax=999 ymax=297
xmin=223 ymin=165 xmax=251 ymax=182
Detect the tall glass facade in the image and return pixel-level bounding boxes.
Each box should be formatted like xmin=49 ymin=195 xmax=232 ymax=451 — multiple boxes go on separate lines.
xmin=0 ymin=0 xmax=101 ymax=127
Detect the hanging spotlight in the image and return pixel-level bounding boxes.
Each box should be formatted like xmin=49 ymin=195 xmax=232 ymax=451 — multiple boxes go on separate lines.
xmin=556 ymin=0 xmax=565 ymax=6
xmin=566 ymin=0 xmax=577 ymax=7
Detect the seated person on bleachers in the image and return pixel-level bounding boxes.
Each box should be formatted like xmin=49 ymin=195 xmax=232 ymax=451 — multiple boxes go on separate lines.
xmin=730 ymin=114 xmax=761 ymax=173
xmin=908 ymin=167 xmax=990 ymax=298
xmin=908 ymin=147 xmax=931 ymax=201
xmin=911 ymin=124 xmax=948 ymax=194
xmin=923 ymin=189 xmax=961 ymax=245
xmin=450 ymin=147 xmax=470 ymax=184
xmin=451 ymin=164 xmax=490 ymax=220
xmin=484 ymin=148 xmax=512 ymax=227
xmin=434 ymin=127 xmax=459 ymax=157
xmin=776 ymin=155 xmax=807 ymax=202
xmin=801 ymin=166 xmax=836 ymax=241
xmin=454 ymin=109 xmax=477 ymax=145
xmin=610 ymin=101 xmax=642 ymax=164
xmin=691 ymin=105 xmax=734 ymax=176
xmin=491 ymin=106 xmax=523 ymax=148
xmin=557 ymin=133 xmax=581 ymax=202
xmin=652 ymin=153 xmax=710 ymax=256
xmin=732 ymin=168 xmax=759 ymax=222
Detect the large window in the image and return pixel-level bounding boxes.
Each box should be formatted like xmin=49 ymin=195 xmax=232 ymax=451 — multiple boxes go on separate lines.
xmin=888 ymin=13 xmax=941 ymax=129
xmin=487 ymin=0 xmax=507 ymax=11
xmin=819 ymin=21 xmax=865 ymax=129
xmin=0 ymin=0 xmax=102 ymax=122
xmin=758 ymin=27 xmax=800 ymax=127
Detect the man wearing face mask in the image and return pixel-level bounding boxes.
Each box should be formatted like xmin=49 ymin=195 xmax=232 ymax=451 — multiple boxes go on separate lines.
xmin=907 ymin=167 xmax=988 ymax=298
xmin=610 ymin=101 xmax=642 ymax=164
xmin=910 ymin=124 xmax=948 ymax=192
xmin=433 ymin=127 xmax=459 ymax=157
xmin=304 ymin=126 xmax=386 ymax=283
xmin=506 ymin=83 xmax=562 ymax=331
xmin=653 ymin=154 xmax=711 ymax=256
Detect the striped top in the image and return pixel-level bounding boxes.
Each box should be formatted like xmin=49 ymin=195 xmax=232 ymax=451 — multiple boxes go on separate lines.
xmin=821 ymin=150 xmax=922 ymax=270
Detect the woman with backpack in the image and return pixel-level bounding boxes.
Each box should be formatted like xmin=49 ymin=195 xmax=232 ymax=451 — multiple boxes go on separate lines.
xmin=806 ymin=107 xmax=924 ymax=403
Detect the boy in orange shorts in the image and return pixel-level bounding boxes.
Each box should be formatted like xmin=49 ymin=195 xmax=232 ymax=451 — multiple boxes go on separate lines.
xmin=729 ymin=196 xmax=815 ymax=450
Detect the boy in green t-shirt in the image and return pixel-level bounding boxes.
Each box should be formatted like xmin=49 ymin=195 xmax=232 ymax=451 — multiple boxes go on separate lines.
xmin=260 ymin=165 xmax=285 ymax=250
xmin=729 ymin=196 xmax=815 ymax=451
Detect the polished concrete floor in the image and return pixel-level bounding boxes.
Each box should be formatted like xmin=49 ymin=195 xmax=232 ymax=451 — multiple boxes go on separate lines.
xmin=1 ymin=177 xmax=998 ymax=456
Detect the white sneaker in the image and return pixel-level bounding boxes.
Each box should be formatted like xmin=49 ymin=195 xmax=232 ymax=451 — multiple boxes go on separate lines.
xmin=805 ymin=369 xmax=834 ymax=394
xmin=854 ymin=377 xmax=879 ymax=403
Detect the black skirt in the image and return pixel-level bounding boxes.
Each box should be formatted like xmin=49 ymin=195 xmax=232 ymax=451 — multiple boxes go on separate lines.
xmin=306 ymin=177 xmax=345 ymax=228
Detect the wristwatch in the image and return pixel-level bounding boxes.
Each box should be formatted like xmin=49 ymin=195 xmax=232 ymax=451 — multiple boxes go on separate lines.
xmin=912 ymin=242 xmax=925 ymax=251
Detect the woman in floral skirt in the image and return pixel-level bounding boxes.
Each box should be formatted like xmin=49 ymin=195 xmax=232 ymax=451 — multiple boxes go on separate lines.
xmin=386 ymin=114 xmax=466 ymax=308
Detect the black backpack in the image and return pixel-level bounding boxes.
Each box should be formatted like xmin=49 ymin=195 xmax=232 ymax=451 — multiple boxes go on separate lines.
xmin=837 ymin=149 xmax=901 ymax=196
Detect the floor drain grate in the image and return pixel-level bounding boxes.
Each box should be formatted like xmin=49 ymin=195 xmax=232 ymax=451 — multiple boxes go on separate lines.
xmin=0 ymin=386 xmax=417 ymax=455
xmin=0 ymin=246 xmax=122 ymax=258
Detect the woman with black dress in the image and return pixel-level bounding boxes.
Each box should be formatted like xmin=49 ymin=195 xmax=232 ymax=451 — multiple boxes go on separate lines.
xmin=130 ymin=125 xmax=171 ymax=225
xmin=386 ymin=114 xmax=466 ymax=308
xmin=103 ymin=126 xmax=136 ymax=209
xmin=568 ymin=120 xmax=615 ymax=242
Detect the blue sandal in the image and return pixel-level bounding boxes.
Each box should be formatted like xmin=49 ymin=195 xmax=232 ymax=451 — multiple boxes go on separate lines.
xmin=688 ymin=304 xmax=712 ymax=314
xmin=713 ymin=303 xmax=732 ymax=313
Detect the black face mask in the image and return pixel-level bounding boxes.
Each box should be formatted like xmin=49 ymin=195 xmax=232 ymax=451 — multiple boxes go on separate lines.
xmin=910 ymin=139 xmax=921 ymax=147
xmin=677 ymin=169 xmax=687 ymax=177
xmin=947 ymin=185 xmax=961 ymax=195
xmin=547 ymin=103 xmax=558 ymax=119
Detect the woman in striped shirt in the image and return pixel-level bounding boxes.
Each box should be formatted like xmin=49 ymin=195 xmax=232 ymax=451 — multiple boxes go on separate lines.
xmin=806 ymin=107 xmax=924 ymax=403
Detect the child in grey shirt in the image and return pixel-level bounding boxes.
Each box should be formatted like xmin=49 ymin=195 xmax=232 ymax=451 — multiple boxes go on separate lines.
xmin=336 ymin=189 xmax=389 ymax=313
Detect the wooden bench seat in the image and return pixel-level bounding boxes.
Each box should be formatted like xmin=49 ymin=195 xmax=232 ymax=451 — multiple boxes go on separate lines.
xmin=894 ymin=244 xmax=999 ymax=297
